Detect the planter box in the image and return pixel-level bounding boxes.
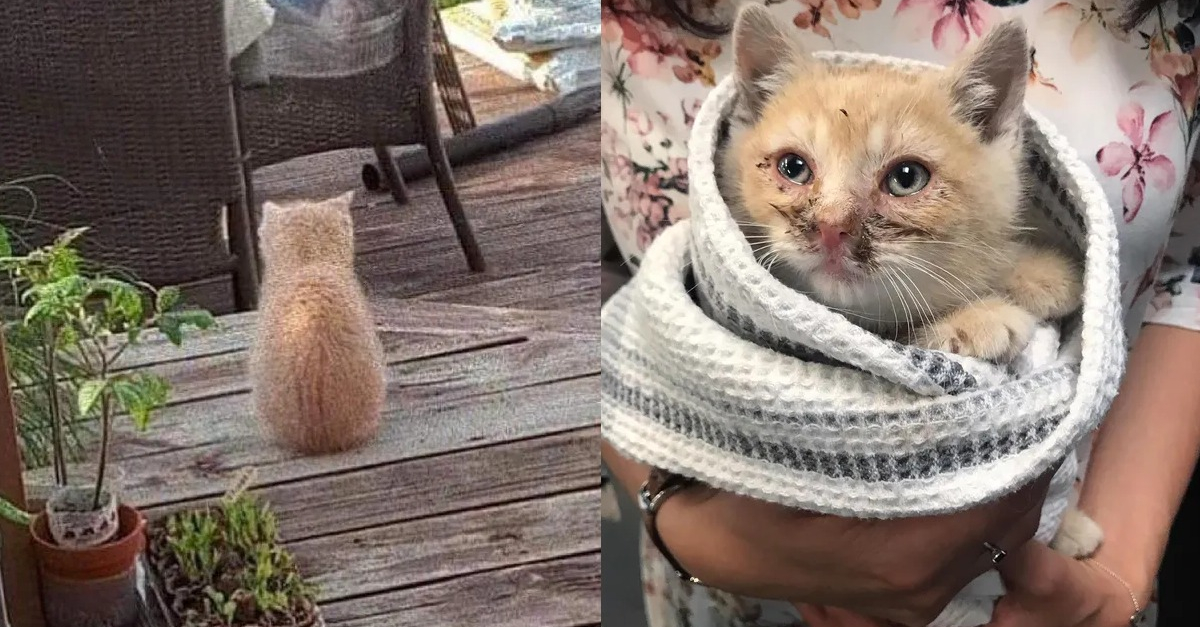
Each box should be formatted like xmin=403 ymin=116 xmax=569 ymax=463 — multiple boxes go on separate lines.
xmin=141 ymin=517 xmax=323 ymax=627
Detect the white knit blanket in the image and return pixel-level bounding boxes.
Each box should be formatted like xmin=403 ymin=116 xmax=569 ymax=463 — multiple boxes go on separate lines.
xmin=601 ymin=53 xmax=1126 ymax=627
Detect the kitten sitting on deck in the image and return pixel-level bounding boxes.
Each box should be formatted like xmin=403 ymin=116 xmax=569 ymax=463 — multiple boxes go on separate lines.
xmin=249 ymin=191 xmax=386 ymax=455
xmin=718 ymin=6 xmax=1099 ymax=558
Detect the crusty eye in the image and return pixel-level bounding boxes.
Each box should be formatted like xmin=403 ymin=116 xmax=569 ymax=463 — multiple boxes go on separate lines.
xmin=884 ymin=161 xmax=930 ymax=197
xmin=777 ymin=153 xmax=813 ymax=184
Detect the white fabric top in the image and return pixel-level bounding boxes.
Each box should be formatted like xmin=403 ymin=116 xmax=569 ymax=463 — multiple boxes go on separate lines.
xmin=601 ymin=0 xmax=1200 ymax=342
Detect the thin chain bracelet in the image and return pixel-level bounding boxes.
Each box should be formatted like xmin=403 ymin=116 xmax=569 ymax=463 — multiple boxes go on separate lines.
xmin=1085 ymin=558 xmax=1148 ymax=626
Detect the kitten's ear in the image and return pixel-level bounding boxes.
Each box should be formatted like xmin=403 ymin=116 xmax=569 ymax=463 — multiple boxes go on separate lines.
xmin=261 ymin=200 xmax=281 ymax=219
xmin=945 ymin=19 xmax=1029 ymax=142
xmin=732 ymin=4 xmax=805 ymax=118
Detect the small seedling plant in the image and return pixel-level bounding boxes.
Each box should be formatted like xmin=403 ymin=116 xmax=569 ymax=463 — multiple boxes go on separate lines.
xmin=155 ymin=492 xmax=319 ymax=626
xmin=0 ymin=227 xmax=216 ymax=523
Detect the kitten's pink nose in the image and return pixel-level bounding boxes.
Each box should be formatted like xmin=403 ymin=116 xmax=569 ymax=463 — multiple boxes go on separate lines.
xmin=816 ymin=221 xmax=853 ymax=251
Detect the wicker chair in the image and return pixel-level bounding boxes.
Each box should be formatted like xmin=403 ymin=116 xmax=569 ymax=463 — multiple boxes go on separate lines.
xmin=235 ymin=0 xmax=486 ymax=273
xmin=0 ymin=1 xmax=259 ymax=313
xmin=0 ymin=0 xmax=484 ymax=315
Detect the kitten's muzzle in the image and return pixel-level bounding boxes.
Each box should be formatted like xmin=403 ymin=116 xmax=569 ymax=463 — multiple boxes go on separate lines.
xmin=815 ymin=219 xmax=859 ymax=254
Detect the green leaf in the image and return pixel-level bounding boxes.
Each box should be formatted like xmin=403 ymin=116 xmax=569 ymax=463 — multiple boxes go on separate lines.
xmin=0 ymin=497 xmax=32 ymax=527
xmin=156 ymin=286 xmax=181 ymax=313
xmin=89 ymin=278 xmax=145 ymax=325
xmin=112 ymin=373 xmax=171 ymax=431
xmin=158 ymin=314 xmax=182 ymax=346
xmin=173 ymin=309 xmax=216 ymax=330
xmin=0 ymin=226 xmax=11 ymax=258
xmin=22 ymin=300 xmax=51 ymax=326
xmin=77 ymin=378 xmax=107 ymax=417
xmin=157 ymin=309 xmax=215 ymax=345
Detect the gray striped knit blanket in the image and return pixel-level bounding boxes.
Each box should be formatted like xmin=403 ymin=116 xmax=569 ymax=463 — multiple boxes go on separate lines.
xmin=601 ymin=54 xmax=1126 ymax=626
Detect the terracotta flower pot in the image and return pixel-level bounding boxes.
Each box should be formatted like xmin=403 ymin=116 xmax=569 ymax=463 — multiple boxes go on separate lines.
xmin=30 ymin=503 xmax=147 ymax=627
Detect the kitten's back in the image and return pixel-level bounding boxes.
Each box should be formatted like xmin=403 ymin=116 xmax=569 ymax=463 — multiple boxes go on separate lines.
xmin=249 ymin=193 xmax=386 ymax=455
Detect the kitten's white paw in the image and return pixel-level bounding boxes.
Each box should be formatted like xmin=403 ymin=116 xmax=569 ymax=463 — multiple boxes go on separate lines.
xmin=913 ymin=297 xmax=1037 ymax=361
xmin=1050 ymin=507 xmax=1104 ymax=558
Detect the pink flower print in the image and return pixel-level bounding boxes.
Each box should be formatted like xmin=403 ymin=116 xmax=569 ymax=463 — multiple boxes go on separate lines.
xmin=671 ymin=39 xmax=722 ymax=85
xmin=667 ymin=157 xmax=689 ymax=194
xmin=628 ymin=173 xmax=674 ymax=250
xmin=1042 ymin=1 xmax=1128 ymax=63
xmin=1149 ymin=284 xmax=1174 ymax=313
xmin=601 ymin=3 xmax=684 ymax=80
xmin=624 ymin=23 xmax=685 ymax=79
xmin=1096 ymin=102 xmax=1177 ymax=222
xmin=682 ymin=98 xmax=703 ymax=128
xmin=894 ymin=0 xmax=999 ymax=54
xmin=794 ymin=0 xmax=838 ymax=39
xmin=601 ymin=120 xmax=620 ymax=157
xmin=793 ymin=0 xmax=881 ymax=38
xmin=626 ymin=108 xmax=654 ymax=137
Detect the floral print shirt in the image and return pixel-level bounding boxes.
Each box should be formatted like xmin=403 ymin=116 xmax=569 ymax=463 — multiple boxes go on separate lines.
xmin=602 ymin=0 xmax=1200 ymax=624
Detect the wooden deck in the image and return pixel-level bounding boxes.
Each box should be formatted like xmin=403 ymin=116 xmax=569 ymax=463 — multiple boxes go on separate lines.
xmin=188 ymin=51 xmax=599 ymax=315
xmin=24 ymin=52 xmax=601 ymax=627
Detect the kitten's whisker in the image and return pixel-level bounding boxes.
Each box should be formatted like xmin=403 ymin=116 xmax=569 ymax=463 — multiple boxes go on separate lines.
xmin=894 ymin=267 xmax=936 ymax=326
xmin=887 ymin=239 xmax=1008 ymax=265
xmin=883 ymin=268 xmax=915 ymax=334
xmin=879 ymin=269 xmax=902 ymax=330
xmin=893 ymin=268 xmax=931 ymax=328
xmin=820 ymin=303 xmax=892 ymax=324
xmin=892 ymin=256 xmax=972 ymax=306
xmin=892 ymin=254 xmax=974 ymax=303
xmin=894 ymin=254 xmax=983 ymax=305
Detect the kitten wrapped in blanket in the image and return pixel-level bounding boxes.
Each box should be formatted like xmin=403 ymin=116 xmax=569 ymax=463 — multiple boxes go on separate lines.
xmin=249 ymin=191 xmax=387 ymax=455
xmin=716 ymin=5 xmax=1100 ymax=558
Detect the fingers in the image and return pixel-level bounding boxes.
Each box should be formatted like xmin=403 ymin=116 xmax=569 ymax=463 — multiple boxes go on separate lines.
xmin=995 ymin=541 xmax=1073 ymax=599
xmin=968 ymin=468 xmax=1056 ymax=573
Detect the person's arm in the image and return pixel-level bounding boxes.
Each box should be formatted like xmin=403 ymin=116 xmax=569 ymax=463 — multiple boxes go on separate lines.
xmin=1078 ymin=322 xmax=1200 ymax=598
xmin=602 ymin=439 xmax=651 ymax=501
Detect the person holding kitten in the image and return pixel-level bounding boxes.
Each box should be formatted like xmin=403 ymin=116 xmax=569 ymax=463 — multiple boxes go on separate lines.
xmin=601 ymin=0 xmax=1200 ymax=626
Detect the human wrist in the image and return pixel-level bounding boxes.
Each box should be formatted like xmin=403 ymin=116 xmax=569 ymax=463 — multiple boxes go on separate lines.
xmin=601 ymin=440 xmax=652 ymax=502
xmin=1082 ymin=556 xmax=1152 ymax=625
xmin=1088 ymin=538 xmax=1158 ymax=606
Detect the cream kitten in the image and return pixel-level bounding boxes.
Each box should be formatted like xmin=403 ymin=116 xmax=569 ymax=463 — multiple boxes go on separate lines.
xmin=720 ymin=6 xmax=1100 ymax=558
xmin=249 ymin=191 xmax=386 ymax=455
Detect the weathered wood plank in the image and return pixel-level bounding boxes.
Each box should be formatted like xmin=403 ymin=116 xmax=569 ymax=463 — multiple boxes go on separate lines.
xmin=114 ymin=296 xmax=596 ymax=372
xmin=414 ymin=261 xmax=599 ymax=312
xmin=107 ymin=373 xmax=597 ymax=507
xmin=112 ymin=317 xmax=597 ymax=427
xmin=294 ymin=489 xmax=598 ymax=601
xmin=142 ymin=427 xmax=599 ymax=542
xmin=321 ymin=552 xmax=600 ymax=627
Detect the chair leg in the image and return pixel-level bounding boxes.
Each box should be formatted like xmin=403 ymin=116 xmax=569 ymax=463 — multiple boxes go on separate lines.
xmin=373 ymin=145 xmax=410 ymax=206
xmin=420 ymin=89 xmax=486 ymax=273
xmin=228 ymin=196 xmax=261 ymax=311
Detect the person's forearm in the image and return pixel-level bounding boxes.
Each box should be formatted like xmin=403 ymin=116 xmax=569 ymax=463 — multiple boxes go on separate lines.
xmin=602 ymin=439 xmax=652 ymax=501
xmin=1079 ymin=323 xmax=1200 ymax=597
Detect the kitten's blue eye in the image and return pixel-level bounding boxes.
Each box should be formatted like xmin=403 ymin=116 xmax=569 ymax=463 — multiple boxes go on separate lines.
xmin=885 ymin=161 xmax=930 ymax=197
xmin=777 ymin=153 xmax=813 ymax=184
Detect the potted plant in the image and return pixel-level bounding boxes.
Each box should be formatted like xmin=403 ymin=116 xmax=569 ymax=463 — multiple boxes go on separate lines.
xmin=0 ymin=226 xmax=215 ymax=627
xmin=144 ymin=486 xmax=322 ymax=626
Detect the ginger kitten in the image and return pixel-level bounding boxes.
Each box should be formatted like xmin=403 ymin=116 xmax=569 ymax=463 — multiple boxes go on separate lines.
xmin=720 ymin=6 xmax=1100 ymax=558
xmin=249 ymin=191 xmax=386 ymax=455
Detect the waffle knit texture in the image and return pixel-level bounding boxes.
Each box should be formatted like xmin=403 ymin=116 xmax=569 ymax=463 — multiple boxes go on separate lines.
xmin=601 ymin=53 xmax=1127 ymax=627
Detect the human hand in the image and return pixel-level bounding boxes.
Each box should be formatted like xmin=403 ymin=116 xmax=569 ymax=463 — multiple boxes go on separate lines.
xmin=985 ymin=541 xmax=1147 ymax=627
xmin=653 ymin=470 xmax=1055 ymax=627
